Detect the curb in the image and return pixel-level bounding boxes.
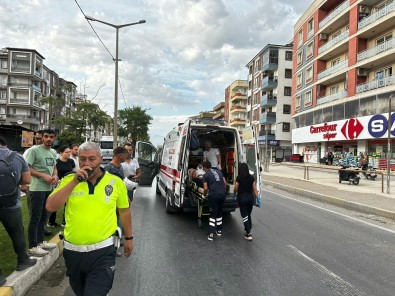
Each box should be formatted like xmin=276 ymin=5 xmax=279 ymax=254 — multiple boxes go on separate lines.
xmin=0 ymin=233 xmax=63 ymax=296
xmin=264 ymin=180 xmax=395 ymax=221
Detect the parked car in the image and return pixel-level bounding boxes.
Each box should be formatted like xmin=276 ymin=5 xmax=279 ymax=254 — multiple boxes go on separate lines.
xmin=289 ymin=154 xmax=304 ymax=163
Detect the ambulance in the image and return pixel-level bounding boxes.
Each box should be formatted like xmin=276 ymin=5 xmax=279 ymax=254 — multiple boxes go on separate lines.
xmin=156 ymin=118 xmax=261 ymax=214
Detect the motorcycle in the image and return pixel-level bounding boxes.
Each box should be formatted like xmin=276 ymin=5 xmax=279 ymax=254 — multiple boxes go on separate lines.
xmin=361 ymin=163 xmax=377 ymax=181
xmin=338 ymin=165 xmax=360 ymax=185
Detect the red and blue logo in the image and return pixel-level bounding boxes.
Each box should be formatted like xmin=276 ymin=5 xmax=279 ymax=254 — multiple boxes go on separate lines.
xmin=341 ymin=118 xmax=363 ymax=139
xmin=368 ymin=113 xmax=395 ymax=138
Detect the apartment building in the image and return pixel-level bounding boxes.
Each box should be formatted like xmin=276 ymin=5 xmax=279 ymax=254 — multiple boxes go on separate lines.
xmin=292 ymin=0 xmax=395 ymax=166
xmin=0 ymin=47 xmax=48 ymax=131
xmin=225 ymin=80 xmax=248 ymax=133
xmin=246 ymin=44 xmax=294 ymax=162
xmin=212 ymin=102 xmax=225 ymax=121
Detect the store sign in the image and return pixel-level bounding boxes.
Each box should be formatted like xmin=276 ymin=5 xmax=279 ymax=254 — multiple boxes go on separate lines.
xmin=292 ymin=112 xmax=394 ymax=144
xmin=258 ymin=140 xmax=280 ymax=146
xmin=368 ymin=113 xmax=395 ymax=137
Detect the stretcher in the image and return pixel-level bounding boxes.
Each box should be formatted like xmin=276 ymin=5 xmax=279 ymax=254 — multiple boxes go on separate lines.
xmin=187 ymin=180 xmax=210 ymax=228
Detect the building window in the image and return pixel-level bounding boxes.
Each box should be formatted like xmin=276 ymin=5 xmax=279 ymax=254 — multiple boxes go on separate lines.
xmin=305 ymin=90 xmax=312 ymax=105
xmin=283 ymin=104 xmax=291 ymax=114
xmin=306 ymin=41 xmax=314 ymax=59
xmin=331 ymin=58 xmax=340 ymax=67
xmin=282 ymin=122 xmax=290 ymax=132
xmin=298 ymin=30 xmax=303 ymax=48
xmin=332 ymin=29 xmax=342 ymax=39
xmin=254 ymin=59 xmax=259 ymax=72
xmin=308 ymin=19 xmax=314 ymax=35
xmin=285 ymin=69 xmax=292 ymax=78
xmin=284 ymin=86 xmax=292 ymax=96
xmin=0 ymin=91 xmax=6 ymax=99
xmin=306 ymin=66 xmax=313 ymax=83
xmin=330 ymin=85 xmax=339 ymax=95
xmin=297 ymin=73 xmax=302 ymax=87
xmin=285 ymin=51 xmax=292 ymax=61
xmin=297 ymin=51 xmax=303 ymax=65
xmin=0 ymin=106 xmax=5 ymax=115
xmin=296 ymin=95 xmax=301 ymax=109
xmin=376 ymin=67 xmax=392 ymax=79
xmin=376 ymin=33 xmax=392 ymax=45
xmin=1 ymin=60 xmax=7 ymax=69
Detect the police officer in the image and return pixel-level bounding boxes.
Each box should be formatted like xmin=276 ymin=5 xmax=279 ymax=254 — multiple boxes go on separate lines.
xmin=46 ymin=142 xmax=133 ymax=296
xmin=202 ymin=160 xmax=226 ymax=241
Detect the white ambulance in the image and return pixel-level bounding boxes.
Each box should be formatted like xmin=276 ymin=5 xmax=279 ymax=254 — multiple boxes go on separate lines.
xmin=156 ymin=118 xmax=261 ymax=215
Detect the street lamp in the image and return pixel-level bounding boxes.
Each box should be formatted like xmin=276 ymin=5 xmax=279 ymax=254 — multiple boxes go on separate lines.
xmin=85 ymin=16 xmax=146 ymax=148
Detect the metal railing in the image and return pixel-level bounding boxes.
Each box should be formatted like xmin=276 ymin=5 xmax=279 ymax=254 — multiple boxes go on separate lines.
xmin=317 ymin=60 xmax=348 ymax=80
xmin=318 ymin=30 xmax=349 ymax=54
xmin=356 ymin=75 xmax=393 ymax=94
xmin=357 ymin=39 xmax=394 ymax=62
xmin=316 ymin=90 xmax=347 ymax=105
xmin=358 ymin=2 xmax=395 ymax=30
xmin=319 ymin=0 xmax=349 ymax=29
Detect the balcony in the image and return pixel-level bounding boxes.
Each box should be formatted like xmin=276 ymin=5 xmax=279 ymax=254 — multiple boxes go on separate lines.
xmin=357 ymin=39 xmax=394 ymax=62
xmin=230 ymin=92 xmax=247 ymax=102
xmin=260 ymin=94 xmax=277 ymax=108
xmin=213 ymin=111 xmax=224 ymax=119
xmin=262 ymin=76 xmax=278 ymax=90
xmin=316 ymin=90 xmax=347 ymax=105
xmin=258 ymin=131 xmax=276 ymax=141
xmin=6 ymin=114 xmax=41 ymax=124
xmin=317 ymin=60 xmax=348 ymax=80
xmin=319 ymin=0 xmax=349 ymax=29
xmin=318 ymin=30 xmax=349 ymax=55
xmin=262 ymin=62 xmax=278 ymax=73
xmin=259 ymin=112 xmax=276 ymax=124
xmin=230 ymin=117 xmax=246 ymax=125
xmin=356 ymin=75 xmax=393 ymax=94
xmin=358 ymin=2 xmax=395 ymax=30
xmin=230 ymin=104 xmax=246 ymax=113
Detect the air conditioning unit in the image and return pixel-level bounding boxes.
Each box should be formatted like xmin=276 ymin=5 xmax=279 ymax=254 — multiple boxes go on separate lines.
xmin=359 ymin=5 xmax=371 ymax=14
xmin=319 ymin=33 xmax=327 ymax=41
xmin=357 ymin=68 xmax=368 ymax=77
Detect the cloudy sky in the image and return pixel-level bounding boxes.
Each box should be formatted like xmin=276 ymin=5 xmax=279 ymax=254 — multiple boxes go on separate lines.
xmin=0 ymin=0 xmax=313 ymax=145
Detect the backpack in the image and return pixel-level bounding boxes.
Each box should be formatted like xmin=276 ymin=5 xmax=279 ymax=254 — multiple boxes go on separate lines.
xmin=0 ymin=151 xmax=18 ymax=208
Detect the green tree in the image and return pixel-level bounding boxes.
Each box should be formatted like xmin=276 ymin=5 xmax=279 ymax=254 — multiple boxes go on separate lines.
xmin=118 ymin=106 xmax=153 ymax=143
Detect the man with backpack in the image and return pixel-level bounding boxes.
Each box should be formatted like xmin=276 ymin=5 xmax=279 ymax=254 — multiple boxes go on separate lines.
xmin=0 ymin=136 xmax=37 ymax=286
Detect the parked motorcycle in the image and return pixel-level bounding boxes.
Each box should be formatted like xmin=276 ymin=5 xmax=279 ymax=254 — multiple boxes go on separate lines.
xmin=338 ymin=165 xmax=360 ymax=185
xmin=361 ymin=163 xmax=377 ymax=181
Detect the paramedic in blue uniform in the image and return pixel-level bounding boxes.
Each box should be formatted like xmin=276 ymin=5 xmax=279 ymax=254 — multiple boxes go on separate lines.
xmin=202 ymin=161 xmax=226 ymax=241
xmin=46 ymin=142 xmax=133 ymax=296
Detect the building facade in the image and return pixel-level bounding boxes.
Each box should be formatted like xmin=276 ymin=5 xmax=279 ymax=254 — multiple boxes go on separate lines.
xmin=246 ymin=44 xmax=294 ymax=162
xmin=292 ymin=0 xmax=395 ymax=168
xmin=225 ymin=80 xmax=248 ymax=133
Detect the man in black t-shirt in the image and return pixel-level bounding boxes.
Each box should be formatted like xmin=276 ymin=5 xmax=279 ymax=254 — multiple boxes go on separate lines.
xmin=202 ymin=161 xmax=226 ymax=241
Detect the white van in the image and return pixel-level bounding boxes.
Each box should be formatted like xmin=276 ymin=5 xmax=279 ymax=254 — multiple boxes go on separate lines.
xmin=156 ymin=118 xmax=261 ymax=217
xmin=99 ymin=136 xmax=115 ymax=164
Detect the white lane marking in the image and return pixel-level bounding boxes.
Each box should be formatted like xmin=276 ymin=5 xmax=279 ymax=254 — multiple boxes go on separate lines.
xmin=287 ymin=245 xmax=367 ymax=296
xmin=264 ymin=189 xmax=395 ymax=235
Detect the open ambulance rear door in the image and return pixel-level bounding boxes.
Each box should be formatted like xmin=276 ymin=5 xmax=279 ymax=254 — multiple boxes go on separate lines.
xmin=135 ymin=141 xmax=159 ymax=186
xmin=241 ymin=125 xmax=262 ymax=193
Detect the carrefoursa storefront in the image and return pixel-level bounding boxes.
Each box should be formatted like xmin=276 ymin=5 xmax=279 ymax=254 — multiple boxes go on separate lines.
xmin=292 ymin=112 xmax=395 ymax=168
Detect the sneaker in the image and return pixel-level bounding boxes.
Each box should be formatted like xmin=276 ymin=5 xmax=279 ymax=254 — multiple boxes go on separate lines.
xmin=208 ymin=233 xmax=214 ymax=241
xmin=61 ymin=223 xmax=66 ymax=228
xmin=16 ymin=258 xmax=37 ymax=271
xmin=28 ymin=246 xmax=49 ymax=257
xmin=39 ymin=241 xmax=57 ymax=250
xmin=46 ymin=222 xmax=59 ymax=228
xmin=216 ymin=230 xmax=222 ymax=237
xmin=245 ymin=234 xmax=253 ymax=241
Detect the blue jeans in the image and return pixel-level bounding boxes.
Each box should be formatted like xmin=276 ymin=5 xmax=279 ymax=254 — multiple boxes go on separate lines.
xmin=28 ymin=191 xmax=51 ymax=248
xmin=0 ymin=208 xmax=29 ymax=264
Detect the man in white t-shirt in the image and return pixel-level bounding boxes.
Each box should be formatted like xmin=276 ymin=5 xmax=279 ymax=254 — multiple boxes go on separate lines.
xmin=203 ymin=140 xmax=221 ymax=170
xmin=70 ymin=143 xmax=79 ymax=171
xmin=122 ymin=144 xmax=141 ymax=202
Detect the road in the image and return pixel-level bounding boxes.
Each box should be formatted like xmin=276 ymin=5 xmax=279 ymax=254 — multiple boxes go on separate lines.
xmin=27 ymin=180 xmax=395 ymax=296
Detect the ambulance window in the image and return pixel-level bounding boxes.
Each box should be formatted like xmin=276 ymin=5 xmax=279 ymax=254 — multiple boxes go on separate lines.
xmin=178 ymin=136 xmax=186 ymax=170
xmin=246 ymin=145 xmax=258 ymax=180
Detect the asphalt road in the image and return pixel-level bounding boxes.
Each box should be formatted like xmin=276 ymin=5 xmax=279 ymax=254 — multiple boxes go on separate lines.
xmin=27 ymin=181 xmax=395 ymax=296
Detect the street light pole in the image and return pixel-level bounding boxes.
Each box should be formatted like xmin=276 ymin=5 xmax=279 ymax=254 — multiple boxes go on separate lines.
xmin=85 ymin=16 xmax=146 ymax=148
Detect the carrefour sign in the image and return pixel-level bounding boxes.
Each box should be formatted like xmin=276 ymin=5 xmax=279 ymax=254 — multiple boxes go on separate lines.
xmin=292 ymin=112 xmax=394 ymax=143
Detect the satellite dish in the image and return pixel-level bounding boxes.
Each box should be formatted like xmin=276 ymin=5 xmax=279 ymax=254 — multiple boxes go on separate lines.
xmin=17 ymin=120 xmax=23 ymax=125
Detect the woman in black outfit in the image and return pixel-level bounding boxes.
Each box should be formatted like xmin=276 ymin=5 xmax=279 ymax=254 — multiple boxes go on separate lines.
xmin=234 ymin=163 xmax=259 ymax=241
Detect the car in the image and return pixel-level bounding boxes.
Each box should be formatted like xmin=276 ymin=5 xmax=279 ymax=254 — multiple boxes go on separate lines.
xmin=289 ymin=154 xmax=304 ymax=163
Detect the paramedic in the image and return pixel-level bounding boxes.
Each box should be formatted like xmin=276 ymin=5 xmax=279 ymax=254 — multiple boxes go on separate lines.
xmin=203 ymin=140 xmax=221 ymax=170
xmin=202 ymin=161 xmax=226 ymax=241
xmin=46 ymin=142 xmax=133 ymax=296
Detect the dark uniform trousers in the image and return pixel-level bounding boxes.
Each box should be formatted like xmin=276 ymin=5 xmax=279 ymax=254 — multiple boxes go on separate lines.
xmin=208 ymin=194 xmax=225 ymax=234
xmin=63 ymin=245 xmax=116 ymax=296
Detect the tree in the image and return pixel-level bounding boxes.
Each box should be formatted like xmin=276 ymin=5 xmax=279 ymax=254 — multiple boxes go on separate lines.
xmin=118 ymin=106 xmax=153 ymax=143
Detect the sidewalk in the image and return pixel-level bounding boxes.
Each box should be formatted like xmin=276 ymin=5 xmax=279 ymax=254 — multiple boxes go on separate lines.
xmin=262 ymin=163 xmax=395 ymax=221
xmin=0 ymin=235 xmax=63 ymax=296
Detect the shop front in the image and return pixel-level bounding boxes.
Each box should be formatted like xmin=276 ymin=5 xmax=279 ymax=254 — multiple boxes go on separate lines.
xmin=292 ymin=112 xmax=395 ymax=167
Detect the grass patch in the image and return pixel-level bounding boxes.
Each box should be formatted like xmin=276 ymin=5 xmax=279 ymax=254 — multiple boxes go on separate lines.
xmin=0 ymin=196 xmax=63 ymax=276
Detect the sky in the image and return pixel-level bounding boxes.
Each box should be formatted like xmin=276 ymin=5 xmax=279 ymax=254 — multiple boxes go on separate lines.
xmin=0 ymin=0 xmax=313 ymax=146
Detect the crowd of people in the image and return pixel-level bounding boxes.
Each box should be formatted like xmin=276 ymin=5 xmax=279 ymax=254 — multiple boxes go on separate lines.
xmin=0 ymin=129 xmax=138 ymax=295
